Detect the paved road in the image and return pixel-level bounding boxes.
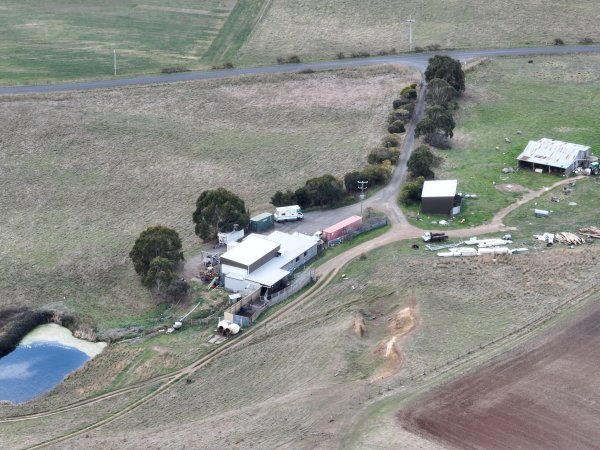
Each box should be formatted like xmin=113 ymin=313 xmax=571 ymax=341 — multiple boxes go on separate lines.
xmin=1 ymin=45 xmax=599 ymax=95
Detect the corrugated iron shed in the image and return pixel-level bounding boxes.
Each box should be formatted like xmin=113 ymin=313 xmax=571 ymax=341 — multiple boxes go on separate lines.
xmin=517 ymin=138 xmax=590 ymax=169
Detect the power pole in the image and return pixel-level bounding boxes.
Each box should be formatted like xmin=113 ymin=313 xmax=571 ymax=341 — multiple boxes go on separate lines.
xmin=113 ymin=49 xmax=117 ymax=76
xmin=358 ymin=180 xmax=368 ymax=221
xmin=407 ymin=15 xmax=416 ymax=51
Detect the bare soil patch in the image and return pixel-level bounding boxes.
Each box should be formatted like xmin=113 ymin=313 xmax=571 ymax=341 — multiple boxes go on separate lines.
xmin=398 ymin=294 xmax=600 ymax=450
xmin=495 ymin=183 xmax=531 ymax=193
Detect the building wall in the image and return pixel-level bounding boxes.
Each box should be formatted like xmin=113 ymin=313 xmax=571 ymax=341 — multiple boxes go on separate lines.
xmin=224 ymin=274 xmax=249 ymax=292
xmin=248 ymin=247 xmax=280 ymax=273
xmin=421 ymin=197 xmax=453 ymax=215
xmin=281 ymin=244 xmax=318 ymax=272
xmin=220 ymin=258 xmax=249 ymax=273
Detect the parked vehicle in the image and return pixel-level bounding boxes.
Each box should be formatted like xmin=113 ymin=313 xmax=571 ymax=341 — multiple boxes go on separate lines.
xmin=422 ymin=232 xmax=448 ymax=242
xmin=274 ymin=205 xmax=303 ymax=222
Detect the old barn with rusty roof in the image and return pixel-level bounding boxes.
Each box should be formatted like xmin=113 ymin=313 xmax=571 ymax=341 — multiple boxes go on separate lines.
xmin=517 ymin=138 xmax=591 ymax=175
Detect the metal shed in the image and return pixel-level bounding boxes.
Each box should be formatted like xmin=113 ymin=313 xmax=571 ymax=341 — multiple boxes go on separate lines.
xmin=421 ymin=180 xmax=458 ymax=215
xmin=517 ymin=138 xmax=591 ymax=175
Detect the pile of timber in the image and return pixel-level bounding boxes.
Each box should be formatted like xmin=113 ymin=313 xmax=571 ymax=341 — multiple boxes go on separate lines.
xmin=579 ymin=227 xmax=600 ymax=239
xmin=555 ymin=232 xmax=585 ymax=245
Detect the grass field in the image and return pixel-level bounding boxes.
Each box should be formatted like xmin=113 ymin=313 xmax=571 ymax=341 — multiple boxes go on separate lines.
xmin=2 ymin=1 xmax=600 ymax=85
xmin=0 ymin=0 xmax=265 ymax=85
xmin=404 ymin=53 xmax=600 ymax=228
xmin=239 ymin=0 xmax=600 ymax=64
xmin=0 ymin=65 xmax=417 ymax=329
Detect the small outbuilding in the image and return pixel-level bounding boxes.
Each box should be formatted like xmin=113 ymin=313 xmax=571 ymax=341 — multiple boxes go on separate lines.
xmin=249 ymin=212 xmax=274 ymax=232
xmin=517 ymin=138 xmax=591 ymax=175
xmin=421 ymin=180 xmax=458 ymax=215
xmin=322 ymin=215 xmax=362 ymax=242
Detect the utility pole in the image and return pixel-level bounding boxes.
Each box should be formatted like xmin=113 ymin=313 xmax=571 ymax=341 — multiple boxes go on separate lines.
xmin=358 ymin=180 xmax=368 ymax=221
xmin=113 ymin=49 xmax=117 ymax=76
xmin=406 ymin=15 xmax=416 ymax=51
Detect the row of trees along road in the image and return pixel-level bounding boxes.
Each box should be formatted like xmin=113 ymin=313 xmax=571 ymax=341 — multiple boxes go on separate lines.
xmin=415 ymin=55 xmax=464 ymax=149
xmin=401 ymin=55 xmax=465 ymax=206
xmin=130 ymin=188 xmax=250 ymax=299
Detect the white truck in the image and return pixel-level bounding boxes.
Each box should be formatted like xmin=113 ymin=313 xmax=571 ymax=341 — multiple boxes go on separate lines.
xmin=274 ymin=205 xmax=303 ymax=222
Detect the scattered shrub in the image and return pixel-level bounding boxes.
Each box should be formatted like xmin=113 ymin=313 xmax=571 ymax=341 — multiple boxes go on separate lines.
xmin=362 ymin=161 xmax=393 ymax=184
xmin=579 ymin=37 xmax=594 ymax=44
xmin=302 ymin=174 xmax=346 ymax=207
xmin=351 ymin=51 xmax=371 ymax=58
xmin=381 ymin=134 xmax=401 ymax=147
xmin=388 ymin=109 xmax=410 ymax=124
xmin=413 ymin=46 xmax=425 ymax=53
xmin=401 ymin=88 xmax=418 ymax=100
xmin=344 ymin=163 xmax=393 ymax=192
xmin=407 ymin=145 xmax=442 ymax=179
xmin=553 ymin=38 xmax=565 ymax=46
xmin=425 ymin=44 xmax=441 ymax=51
xmin=161 ymin=66 xmax=190 ymax=73
xmin=277 ymin=55 xmax=301 ymax=64
xmin=298 ymin=68 xmax=315 ymax=74
xmin=388 ymin=120 xmax=406 ymax=134
xmin=271 ymin=189 xmax=296 ymax=206
xmin=399 ymin=176 xmax=425 ymax=205
xmin=393 ymin=97 xmax=412 ymax=109
xmin=368 ymin=146 xmax=401 ymax=165
xmin=336 ymin=52 xmax=346 ymax=59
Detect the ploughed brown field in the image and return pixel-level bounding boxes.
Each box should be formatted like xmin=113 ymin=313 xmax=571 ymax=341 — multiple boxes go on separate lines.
xmin=398 ymin=295 xmax=600 ymax=450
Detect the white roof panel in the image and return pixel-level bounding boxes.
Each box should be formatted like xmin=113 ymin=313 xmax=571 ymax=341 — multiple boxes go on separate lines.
xmin=265 ymin=231 xmax=318 ymax=267
xmin=517 ymin=138 xmax=590 ymax=169
xmin=245 ymin=263 xmax=290 ymax=287
xmin=421 ymin=180 xmax=458 ymax=198
xmin=220 ymin=234 xmax=279 ymax=267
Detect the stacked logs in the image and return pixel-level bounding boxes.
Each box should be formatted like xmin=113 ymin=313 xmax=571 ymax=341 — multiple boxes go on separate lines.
xmin=555 ymin=232 xmax=585 ymax=245
xmin=579 ymin=227 xmax=600 ymax=238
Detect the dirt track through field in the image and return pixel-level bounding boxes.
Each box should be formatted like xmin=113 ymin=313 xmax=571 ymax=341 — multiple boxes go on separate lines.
xmin=398 ymin=292 xmax=600 ymax=450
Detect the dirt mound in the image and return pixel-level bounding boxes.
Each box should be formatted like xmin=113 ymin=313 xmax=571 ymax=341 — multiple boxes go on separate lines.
xmin=352 ymin=312 xmax=366 ymax=337
xmin=372 ymin=306 xmax=418 ymax=380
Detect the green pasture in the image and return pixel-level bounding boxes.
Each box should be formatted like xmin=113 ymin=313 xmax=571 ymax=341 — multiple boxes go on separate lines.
xmin=0 ymin=0 xmax=250 ymax=85
xmin=406 ymin=54 xmax=600 ymax=228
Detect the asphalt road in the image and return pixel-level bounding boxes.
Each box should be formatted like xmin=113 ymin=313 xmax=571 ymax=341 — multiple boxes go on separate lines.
xmin=1 ymin=45 xmax=600 ymax=95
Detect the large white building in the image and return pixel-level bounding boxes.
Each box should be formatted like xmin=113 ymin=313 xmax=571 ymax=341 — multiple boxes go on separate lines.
xmin=220 ymin=231 xmax=319 ymax=293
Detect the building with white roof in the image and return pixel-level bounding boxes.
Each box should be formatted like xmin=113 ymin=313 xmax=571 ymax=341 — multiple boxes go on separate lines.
xmin=421 ymin=179 xmax=459 ymax=215
xmin=220 ymin=231 xmax=319 ymax=292
xmin=517 ymin=138 xmax=591 ymax=175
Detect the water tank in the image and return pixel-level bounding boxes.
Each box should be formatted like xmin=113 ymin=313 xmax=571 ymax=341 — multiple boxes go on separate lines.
xmin=228 ymin=323 xmax=240 ymax=335
xmin=217 ymin=320 xmax=230 ymax=333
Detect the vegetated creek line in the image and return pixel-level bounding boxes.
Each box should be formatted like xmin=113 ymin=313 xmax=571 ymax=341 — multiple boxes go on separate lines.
xmin=0 ymin=323 xmax=106 ymax=404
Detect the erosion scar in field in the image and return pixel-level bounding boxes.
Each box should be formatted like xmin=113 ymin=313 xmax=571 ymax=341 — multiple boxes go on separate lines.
xmin=372 ymin=298 xmax=418 ymax=380
xmin=397 ymin=294 xmax=600 ymax=450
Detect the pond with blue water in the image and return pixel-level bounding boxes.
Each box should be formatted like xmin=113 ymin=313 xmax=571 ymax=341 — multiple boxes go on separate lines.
xmin=0 ymin=323 xmax=106 ymax=404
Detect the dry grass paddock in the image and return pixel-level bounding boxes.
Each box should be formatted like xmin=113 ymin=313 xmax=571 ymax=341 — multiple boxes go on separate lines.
xmin=0 ymin=65 xmax=418 ymax=327
xmin=239 ymin=0 xmax=600 ymax=64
